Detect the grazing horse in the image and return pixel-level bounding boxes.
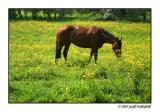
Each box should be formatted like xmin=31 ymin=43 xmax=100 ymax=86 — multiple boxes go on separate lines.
xmin=55 ymin=25 xmax=122 ymax=64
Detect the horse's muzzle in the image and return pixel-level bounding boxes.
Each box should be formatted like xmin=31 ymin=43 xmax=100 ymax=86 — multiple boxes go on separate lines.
xmin=114 ymin=50 xmax=121 ymax=57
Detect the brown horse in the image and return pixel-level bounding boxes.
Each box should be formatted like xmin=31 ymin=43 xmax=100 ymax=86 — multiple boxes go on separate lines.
xmin=55 ymin=25 xmax=122 ymax=64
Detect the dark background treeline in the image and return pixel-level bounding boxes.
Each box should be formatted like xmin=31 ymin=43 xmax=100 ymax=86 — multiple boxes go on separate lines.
xmin=9 ymin=8 xmax=151 ymax=22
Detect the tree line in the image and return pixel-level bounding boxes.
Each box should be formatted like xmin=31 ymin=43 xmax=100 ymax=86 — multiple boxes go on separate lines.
xmin=9 ymin=8 xmax=151 ymax=22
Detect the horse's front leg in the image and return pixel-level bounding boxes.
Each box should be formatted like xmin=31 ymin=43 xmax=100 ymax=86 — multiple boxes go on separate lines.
xmin=88 ymin=49 xmax=94 ymax=64
xmin=93 ymin=49 xmax=98 ymax=64
xmin=88 ymin=48 xmax=98 ymax=64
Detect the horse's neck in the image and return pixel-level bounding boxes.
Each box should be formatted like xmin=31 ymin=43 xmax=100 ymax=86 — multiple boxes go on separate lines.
xmin=100 ymin=30 xmax=117 ymax=45
xmin=104 ymin=36 xmax=117 ymax=45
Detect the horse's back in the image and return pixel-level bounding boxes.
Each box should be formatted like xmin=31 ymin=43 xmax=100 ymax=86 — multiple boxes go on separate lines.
xmin=70 ymin=26 xmax=102 ymax=48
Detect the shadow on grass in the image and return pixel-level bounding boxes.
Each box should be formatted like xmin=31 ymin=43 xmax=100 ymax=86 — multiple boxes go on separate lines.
xmin=66 ymin=59 xmax=88 ymax=68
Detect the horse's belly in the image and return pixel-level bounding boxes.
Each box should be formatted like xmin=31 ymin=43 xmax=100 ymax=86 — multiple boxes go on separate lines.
xmin=71 ymin=40 xmax=92 ymax=48
xmin=70 ymin=35 xmax=91 ymax=48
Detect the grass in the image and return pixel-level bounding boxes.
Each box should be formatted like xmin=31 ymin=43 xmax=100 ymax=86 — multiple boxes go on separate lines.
xmin=9 ymin=20 xmax=151 ymax=103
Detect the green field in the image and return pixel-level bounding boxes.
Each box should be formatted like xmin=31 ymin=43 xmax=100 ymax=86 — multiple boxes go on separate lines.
xmin=9 ymin=20 xmax=151 ymax=103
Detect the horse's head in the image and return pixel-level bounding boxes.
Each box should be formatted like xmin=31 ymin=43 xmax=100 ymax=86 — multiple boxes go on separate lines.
xmin=112 ymin=38 xmax=122 ymax=57
xmin=99 ymin=28 xmax=122 ymax=57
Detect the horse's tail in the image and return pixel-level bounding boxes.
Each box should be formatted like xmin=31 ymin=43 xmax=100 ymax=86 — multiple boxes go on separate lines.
xmin=55 ymin=31 xmax=62 ymax=63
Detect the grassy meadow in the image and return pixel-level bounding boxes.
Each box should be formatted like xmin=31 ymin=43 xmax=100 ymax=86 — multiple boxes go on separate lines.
xmin=9 ymin=20 xmax=151 ymax=103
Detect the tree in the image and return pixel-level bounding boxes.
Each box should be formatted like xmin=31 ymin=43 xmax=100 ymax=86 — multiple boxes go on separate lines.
xmin=31 ymin=9 xmax=39 ymax=19
xmin=100 ymin=9 xmax=116 ymax=20
xmin=140 ymin=9 xmax=150 ymax=22
xmin=58 ymin=9 xmax=65 ymax=19
xmin=54 ymin=9 xmax=57 ymax=19
xmin=120 ymin=9 xmax=126 ymax=19
xmin=43 ymin=9 xmax=52 ymax=19
xmin=23 ymin=9 xmax=29 ymax=18
xmin=17 ymin=9 xmax=23 ymax=18
xmin=9 ymin=9 xmax=17 ymax=20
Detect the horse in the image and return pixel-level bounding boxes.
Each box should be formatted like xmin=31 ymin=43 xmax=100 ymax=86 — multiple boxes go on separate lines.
xmin=55 ymin=25 xmax=122 ymax=64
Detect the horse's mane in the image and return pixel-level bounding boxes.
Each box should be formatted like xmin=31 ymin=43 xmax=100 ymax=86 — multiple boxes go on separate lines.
xmin=99 ymin=27 xmax=118 ymax=42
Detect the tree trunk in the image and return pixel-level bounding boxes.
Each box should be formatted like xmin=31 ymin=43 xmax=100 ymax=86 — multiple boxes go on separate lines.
xmin=24 ymin=10 xmax=28 ymax=18
xmin=47 ymin=11 xmax=51 ymax=19
xmin=17 ymin=9 xmax=23 ymax=18
xmin=59 ymin=10 xmax=65 ymax=19
xmin=54 ymin=12 xmax=57 ymax=19
xmin=32 ymin=10 xmax=37 ymax=19
xmin=142 ymin=10 xmax=147 ymax=22
xmin=120 ymin=9 xmax=126 ymax=19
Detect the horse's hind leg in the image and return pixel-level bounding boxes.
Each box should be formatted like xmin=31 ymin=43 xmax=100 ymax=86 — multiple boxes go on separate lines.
xmin=63 ymin=43 xmax=71 ymax=61
xmin=93 ymin=49 xmax=98 ymax=64
xmin=55 ymin=44 xmax=63 ymax=63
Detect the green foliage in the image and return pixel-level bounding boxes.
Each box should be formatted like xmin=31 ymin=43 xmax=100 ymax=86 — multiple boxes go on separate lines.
xmin=9 ymin=20 xmax=151 ymax=103
xmin=9 ymin=9 xmax=151 ymax=22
